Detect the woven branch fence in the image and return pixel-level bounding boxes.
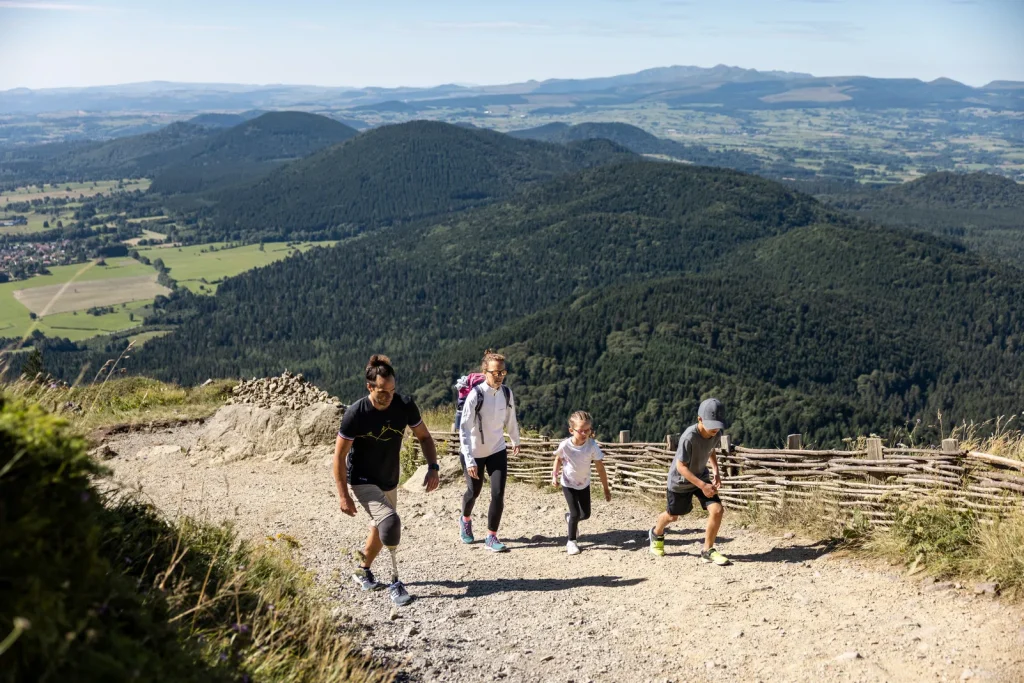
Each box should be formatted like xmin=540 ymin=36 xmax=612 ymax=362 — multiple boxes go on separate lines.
xmin=419 ymin=432 xmax=1024 ymax=528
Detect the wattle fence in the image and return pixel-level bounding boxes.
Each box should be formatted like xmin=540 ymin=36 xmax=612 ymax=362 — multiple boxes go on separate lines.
xmin=420 ymin=431 xmax=1024 ymax=528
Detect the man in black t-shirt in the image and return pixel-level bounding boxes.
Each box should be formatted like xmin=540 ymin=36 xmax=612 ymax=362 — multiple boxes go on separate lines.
xmin=333 ymin=354 xmax=439 ymax=606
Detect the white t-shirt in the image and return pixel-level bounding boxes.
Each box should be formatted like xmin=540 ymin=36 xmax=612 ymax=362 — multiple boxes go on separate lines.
xmin=556 ymin=437 xmax=605 ymax=490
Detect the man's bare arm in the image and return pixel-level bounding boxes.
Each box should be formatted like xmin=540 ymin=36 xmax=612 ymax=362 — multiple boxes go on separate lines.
xmin=333 ymin=436 xmax=357 ymax=515
xmin=411 ymin=422 xmax=440 ymax=493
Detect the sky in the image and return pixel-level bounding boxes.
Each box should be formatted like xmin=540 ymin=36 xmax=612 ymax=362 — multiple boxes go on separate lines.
xmin=0 ymin=0 xmax=1022 ymax=90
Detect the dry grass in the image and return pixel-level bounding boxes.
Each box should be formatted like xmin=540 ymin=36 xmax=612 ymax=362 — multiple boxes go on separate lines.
xmin=952 ymin=414 xmax=1024 ymax=460
xmin=761 ymin=493 xmax=1024 ymax=601
xmin=104 ymin=496 xmax=392 ymax=682
xmin=2 ymin=374 xmax=232 ymax=434
xmin=738 ymin=493 xmax=870 ymax=541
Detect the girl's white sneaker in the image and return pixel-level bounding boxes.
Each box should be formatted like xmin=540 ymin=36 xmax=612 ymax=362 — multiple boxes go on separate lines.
xmin=566 ymin=540 xmax=581 ymax=555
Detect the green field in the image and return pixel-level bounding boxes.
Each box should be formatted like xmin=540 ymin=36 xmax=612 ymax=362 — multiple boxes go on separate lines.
xmin=137 ymin=241 xmax=337 ymax=293
xmin=128 ymin=329 xmax=171 ymax=346
xmin=0 ymin=179 xmax=150 ymax=203
xmin=0 ymin=259 xmax=154 ymax=341
xmin=0 ymin=241 xmax=338 ymax=342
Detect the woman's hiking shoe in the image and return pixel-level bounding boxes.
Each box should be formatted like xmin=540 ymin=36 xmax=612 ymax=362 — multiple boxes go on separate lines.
xmin=701 ymin=547 xmax=731 ymax=566
xmin=648 ymin=528 xmax=665 ymax=557
xmin=352 ymin=567 xmax=385 ymax=591
xmin=485 ymin=534 xmax=508 ymax=552
xmin=459 ymin=517 xmax=474 ymax=544
xmin=388 ymin=580 xmax=413 ymax=606
xmin=566 ymin=540 xmax=581 ymax=555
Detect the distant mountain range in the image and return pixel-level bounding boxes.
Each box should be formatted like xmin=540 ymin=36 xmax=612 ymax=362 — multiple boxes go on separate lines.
xmin=3 ymin=65 xmax=1022 ymax=114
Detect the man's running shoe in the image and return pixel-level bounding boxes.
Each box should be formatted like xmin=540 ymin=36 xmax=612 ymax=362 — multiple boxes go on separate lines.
xmin=566 ymin=540 xmax=581 ymax=555
xmin=352 ymin=567 xmax=385 ymax=591
xmin=459 ymin=517 xmax=474 ymax=544
xmin=388 ymin=580 xmax=413 ymax=606
xmin=649 ymin=527 xmax=665 ymax=557
xmin=485 ymin=534 xmax=508 ymax=553
xmin=701 ymin=547 xmax=731 ymax=566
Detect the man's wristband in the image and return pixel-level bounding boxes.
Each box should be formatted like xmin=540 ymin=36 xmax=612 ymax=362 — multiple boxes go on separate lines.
xmin=427 ymin=463 xmax=440 ymax=471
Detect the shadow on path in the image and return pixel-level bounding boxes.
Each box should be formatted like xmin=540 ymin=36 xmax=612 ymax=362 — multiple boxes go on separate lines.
xmin=725 ymin=538 xmax=843 ymax=564
xmin=502 ymin=528 xmax=732 ymax=550
xmin=408 ymin=575 xmax=647 ymax=599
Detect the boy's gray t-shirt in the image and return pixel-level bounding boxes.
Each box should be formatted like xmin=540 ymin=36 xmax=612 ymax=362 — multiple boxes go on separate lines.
xmin=667 ymin=424 xmax=721 ymax=492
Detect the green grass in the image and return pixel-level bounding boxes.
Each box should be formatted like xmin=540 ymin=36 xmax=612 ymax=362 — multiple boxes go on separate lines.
xmin=0 ymin=259 xmax=154 ymax=342
xmin=0 ymin=389 xmax=387 ymax=682
xmin=861 ymin=502 xmax=1024 ymax=600
xmin=137 ymin=242 xmax=337 ymax=294
xmin=0 ymin=179 xmax=150 ymax=202
xmin=1 ymin=243 xmax=338 ymax=343
xmin=6 ymin=375 xmax=234 ymax=432
xmin=128 ymin=329 xmax=172 ymax=346
xmin=29 ymin=300 xmax=152 ymax=341
xmin=0 ymin=211 xmax=76 ymax=236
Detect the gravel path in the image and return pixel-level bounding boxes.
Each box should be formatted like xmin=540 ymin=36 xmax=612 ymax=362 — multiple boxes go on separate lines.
xmin=104 ymin=427 xmax=1024 ymax=683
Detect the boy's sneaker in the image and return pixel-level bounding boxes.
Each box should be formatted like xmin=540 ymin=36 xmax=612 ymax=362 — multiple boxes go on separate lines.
xmin=701 ymin=547 xmax=731 ymax=566
xmin=388 ymin=580 xmax=413 ymax=606
xmin=485 ymin=534 xmax=508 ymax=553
xmin=352 ymin=567 xmax=385 ymax=591
xmin=566 ymin=540 xmax=581 ymax=555
xmin=648 ymin=527 xmax=665 ymax=557
xmin=459 ymin=517 xmax=474 ymax=544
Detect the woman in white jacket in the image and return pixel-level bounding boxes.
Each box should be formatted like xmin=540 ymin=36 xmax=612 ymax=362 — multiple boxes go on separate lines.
xmin=458 ymin=349 xmax=521 ymax=552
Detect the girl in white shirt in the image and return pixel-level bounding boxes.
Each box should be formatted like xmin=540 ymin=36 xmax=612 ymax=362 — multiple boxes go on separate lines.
xmin=550 ymin=411 xmax=611 ymax=555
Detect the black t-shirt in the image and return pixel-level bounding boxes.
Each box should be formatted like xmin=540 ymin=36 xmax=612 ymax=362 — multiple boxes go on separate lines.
xmin=339 ymin=394 xmax=422 ymax=491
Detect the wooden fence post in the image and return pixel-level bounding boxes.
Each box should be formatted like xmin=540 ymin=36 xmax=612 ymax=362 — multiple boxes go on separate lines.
xmin=619 ymin=430 xmax=631 ymax=443
xmin=942 ymin=438 xmax=959 ymax=454
xmin=786 ymin=434 xmax=802 ymax=450
xmin=666 ymin=433 xmax=679 ymax=451
xmin=865 ymin=437 xmax=883 ymax=483
xmin=719 ymin=434 xmax=735 ymax=477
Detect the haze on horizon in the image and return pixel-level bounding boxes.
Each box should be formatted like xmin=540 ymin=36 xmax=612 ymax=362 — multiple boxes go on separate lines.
xmin=0 ymin=0 xmax=1022 ymax=91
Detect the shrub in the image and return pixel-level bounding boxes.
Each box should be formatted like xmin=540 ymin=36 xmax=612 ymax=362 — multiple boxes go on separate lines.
xmin=0 ymin=394 xmax=387 ymax=682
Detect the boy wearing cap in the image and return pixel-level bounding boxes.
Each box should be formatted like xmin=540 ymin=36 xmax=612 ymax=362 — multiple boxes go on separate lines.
xmin=649 ymin=398 xmax=730 ymax=565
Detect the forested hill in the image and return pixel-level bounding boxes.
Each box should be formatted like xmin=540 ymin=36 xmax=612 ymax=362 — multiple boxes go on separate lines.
xmin=1 ymin=112 xmax=356 ymax=188
xmin=147 ymin=112 xmax=359 ymax=194
xmin=199 ymin=120 xmax=635 ymax=242
xmin=31 ymin=122 xmax=212 ymax=181
xmin=117 ymin=158 xmax=1024 ymax=445
xmin=417 ymin=224 xmax=1024 ymax=445
xmin=809 ymin=171 xmax=1024 ymax=267
xmin=508 ymin=121 xmax=764 ymax=174
xmin=880 ymin=171 xmax=1024 ymax=209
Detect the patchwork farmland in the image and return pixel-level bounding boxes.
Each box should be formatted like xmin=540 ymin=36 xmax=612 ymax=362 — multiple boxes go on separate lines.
xmin=0 ymin=241 xmax=337 ymax=342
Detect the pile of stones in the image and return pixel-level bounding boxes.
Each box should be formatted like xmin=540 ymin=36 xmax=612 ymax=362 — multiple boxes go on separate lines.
xmin=227 ymin=371 xmax=343 ymax=411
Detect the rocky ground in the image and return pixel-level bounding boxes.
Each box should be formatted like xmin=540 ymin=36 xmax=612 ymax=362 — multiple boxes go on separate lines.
xmin=104 ymin=425 xmax=1024 ymax=683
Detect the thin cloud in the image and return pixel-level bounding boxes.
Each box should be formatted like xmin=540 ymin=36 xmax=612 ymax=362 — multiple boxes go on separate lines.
xmin=164 ymin=23 xmax=241 ymax=33
xmin=425 ymin=21 xmax=552 ymax=32
xmin=0 ymin=1 xmax=106 ymax=10
xmin=761 ymin=20 xmax=864 ymax=42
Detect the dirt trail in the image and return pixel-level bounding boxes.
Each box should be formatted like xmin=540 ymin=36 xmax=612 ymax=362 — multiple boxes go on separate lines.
xmin=106 ymin=427 xmax=1024 ymax=683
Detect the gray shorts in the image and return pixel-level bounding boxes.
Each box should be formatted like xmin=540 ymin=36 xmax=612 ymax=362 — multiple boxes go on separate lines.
xmin=350 ymin=484 xmax=398 ymax=527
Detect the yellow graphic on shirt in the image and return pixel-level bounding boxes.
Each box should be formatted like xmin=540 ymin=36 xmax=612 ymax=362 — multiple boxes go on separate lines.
xmin=353 ymin=424 xmax=406 ymax=442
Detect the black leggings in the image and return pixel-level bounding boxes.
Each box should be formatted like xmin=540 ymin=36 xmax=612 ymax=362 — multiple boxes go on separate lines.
xmin=462 ymin=449 xmax=508 ymax=532
xmin=563 ymin=486 xmax=592 ymax=541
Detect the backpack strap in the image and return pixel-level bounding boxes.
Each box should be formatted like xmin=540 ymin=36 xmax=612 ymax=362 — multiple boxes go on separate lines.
xmin=473 ymin=384 xmax=486 ymax=445
xmin=474 ymin=384 xmax=513 ymax=446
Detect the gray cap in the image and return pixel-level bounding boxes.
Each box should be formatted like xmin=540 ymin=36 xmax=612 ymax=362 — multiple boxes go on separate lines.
xmin=698 ymin=398 xmax=727 ymax=430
